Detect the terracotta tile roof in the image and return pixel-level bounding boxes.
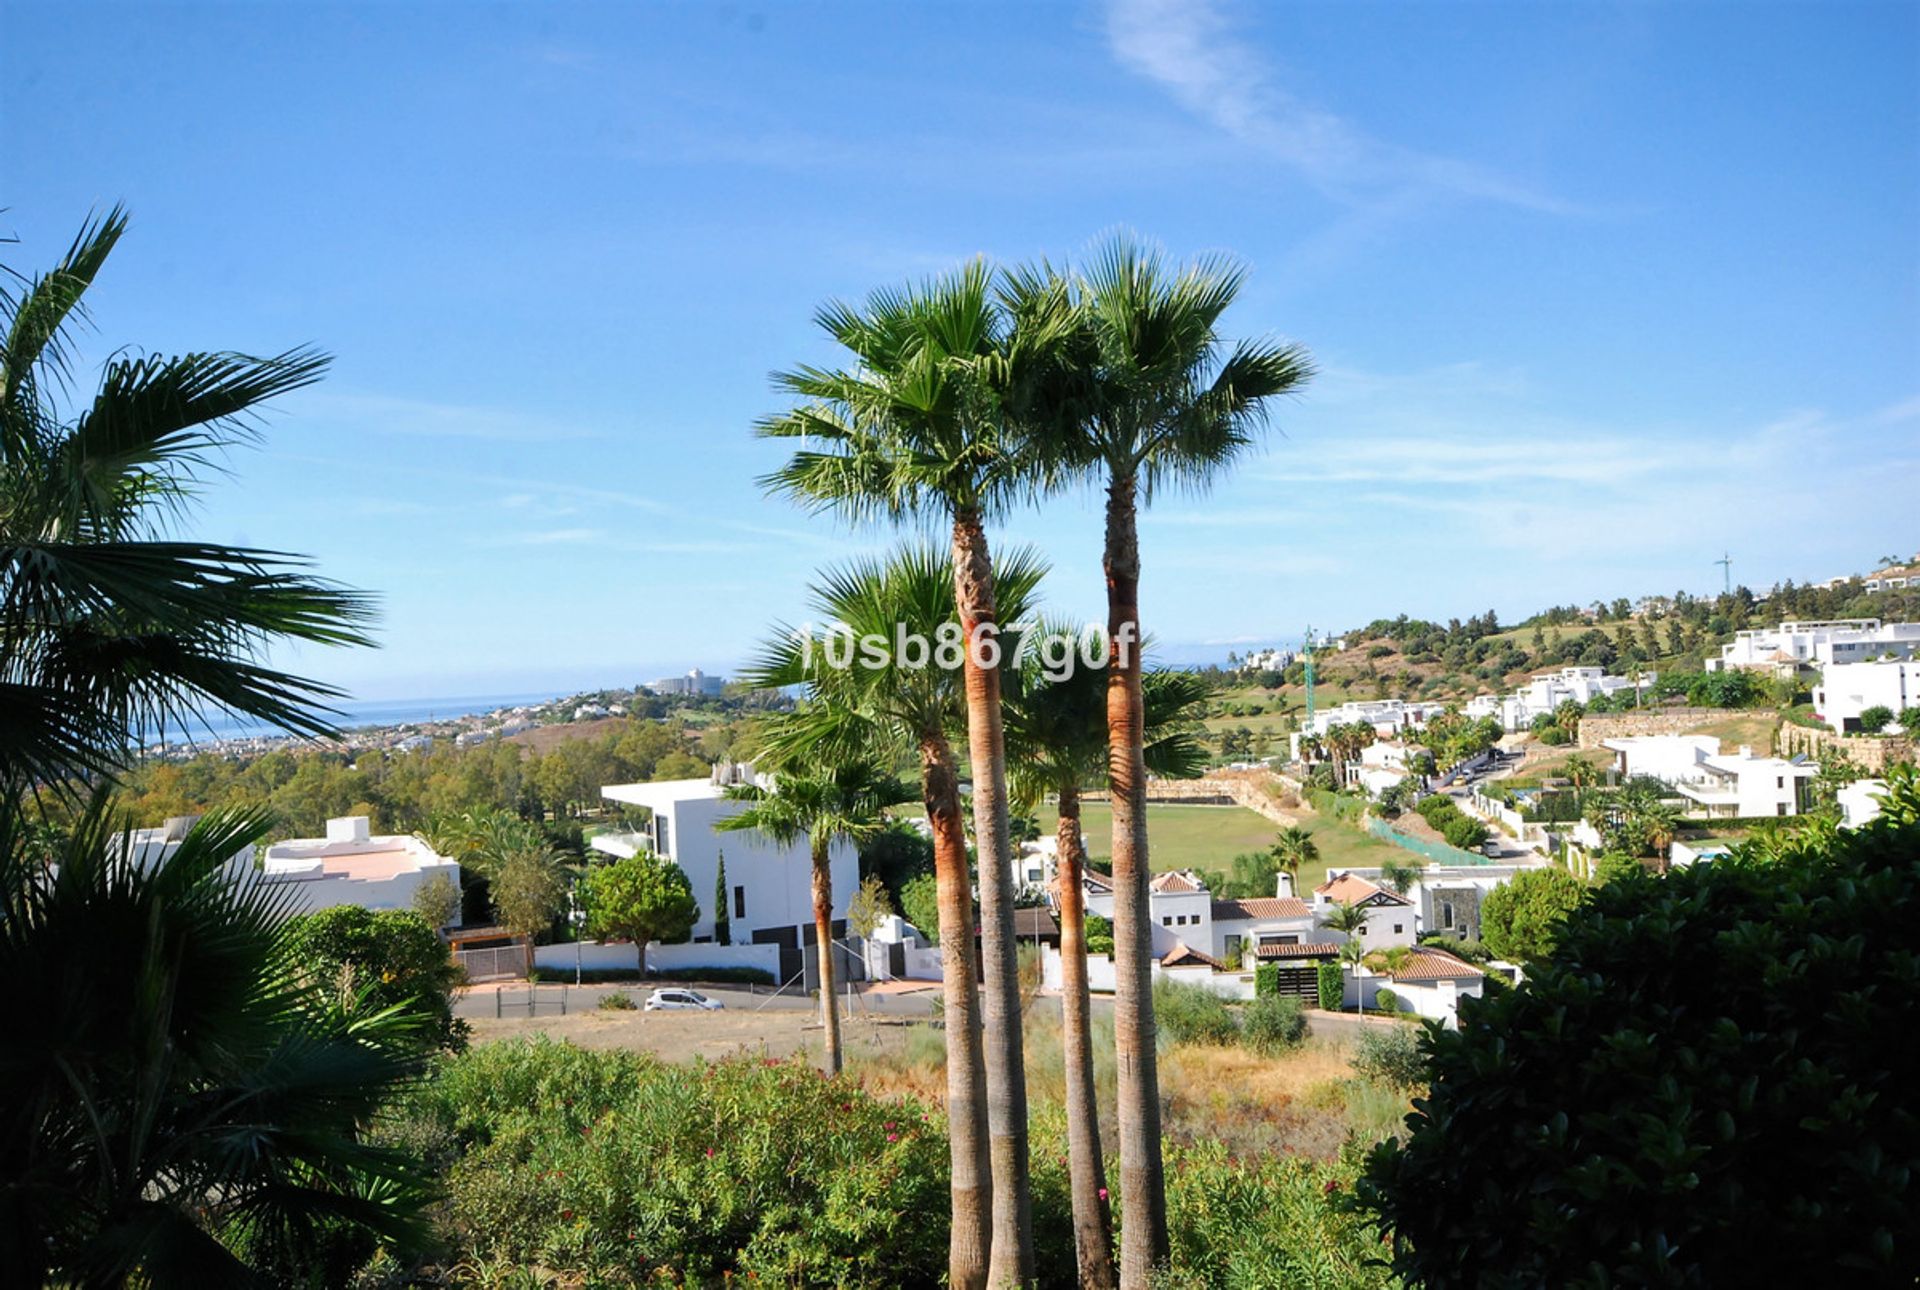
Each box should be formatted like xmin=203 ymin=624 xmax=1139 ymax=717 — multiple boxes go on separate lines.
xmin=979 ymin=908 xmax=1059 ymax=939
xmin=1159 ymin=942 xmax=1227 ymax=970
xmin=1149 ymin=870 xmax=1206 ymax=894
xmin=1315 ymin=873 xmax=1411 ymax=907
xmin=1253 ymin=941 xmax=1341 ymax=960
xmin=1211 ymin=897 xmax=1312 ymax=922
xmin=1081 ymin=868 xmax=1114 ymax=891
xmin=1387 ymin=947 xmax=1485 ymax=981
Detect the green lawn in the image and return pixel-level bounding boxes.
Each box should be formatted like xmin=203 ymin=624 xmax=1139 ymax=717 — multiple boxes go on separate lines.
xmin=1035 ymin=800 xmax=1403 ymax=894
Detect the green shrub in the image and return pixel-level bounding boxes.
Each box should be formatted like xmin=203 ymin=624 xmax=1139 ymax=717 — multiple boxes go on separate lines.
xmin=1317 ymin=961 xmax=1344 ymax=1011
xmin=1440 ymin=813 xmax=1490 ymax=851
xmin=1352 ymin=1025 xmax=1426 ymax=1091
xmin=396 ymin=1038 xmax=950 ymax=1283
xmin=1480 ymin=865 xmax=1589 ymax=963
xmin=597 ymin=990 xmax=636 ymax=1011
xmin=1372 ymin=987 xmax=1398 ymax=1014
xmin=1253 ymin=961 xmax=1280 ymax=998
xmin=1360 ymin=767 xmax=1920 ymax=1285
xmin=1164 ymin=1142 xmax=1395 ymax=1289
xmin=1857 ymin=703 xmax=1895 ymax=733
xmin=281 ymin=906 xmax=467 ymax=1051
xmin=1152 ymin=978 xmax=1240 ymax=1047
xmin=1241 ymin=995 xmax=1308 ymax=1055
xmin=1535 ymin=724 xmax=1570 ymax=746
xmin=1085 ymin=934 xmax=1114 ymax=957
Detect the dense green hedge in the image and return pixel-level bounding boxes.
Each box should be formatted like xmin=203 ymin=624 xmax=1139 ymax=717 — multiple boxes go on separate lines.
xmin=1361 ymin=770 xmax=1920 ymax=1285
xmin=1318 ymin=962 xmax=1344 ymax=1011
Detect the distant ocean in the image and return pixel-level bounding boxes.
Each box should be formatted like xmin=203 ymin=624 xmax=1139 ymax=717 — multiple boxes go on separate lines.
xmin=175 ymin=692 xmax=564 ymax=743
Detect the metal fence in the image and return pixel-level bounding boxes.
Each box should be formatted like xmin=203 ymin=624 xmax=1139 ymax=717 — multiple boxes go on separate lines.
xmin=456 ymin=945 xmax=526 ymax=983
xmin=463 ymin=984 xmax=584 ymax=1019
xmin=1365 ymin=818 xmax=1494 ymax=867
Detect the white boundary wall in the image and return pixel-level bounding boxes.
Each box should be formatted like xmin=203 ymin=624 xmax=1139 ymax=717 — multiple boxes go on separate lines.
xmin=532 ymin=939 xmax=781 ymax=978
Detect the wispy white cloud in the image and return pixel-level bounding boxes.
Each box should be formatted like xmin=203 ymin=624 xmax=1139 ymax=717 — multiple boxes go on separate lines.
xmin=295 ymin=391 xmax=606 ymax=444
xmin=1104 ymin=0 xmax=1578 ymax=214
xmin=476 ymin=527 xmax=603 ymax=548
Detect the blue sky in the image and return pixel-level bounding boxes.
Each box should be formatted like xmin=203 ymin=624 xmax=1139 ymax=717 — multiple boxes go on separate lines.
xmin=8 ymin=0 xmax=1917 ymax=699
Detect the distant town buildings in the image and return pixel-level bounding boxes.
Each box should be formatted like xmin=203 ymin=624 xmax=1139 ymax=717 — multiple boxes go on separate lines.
xmin=645 ymin=667 xmax=727 ymax=697
xmin=1813 ymin=659 xmax=1916 ymax=733
xmin=1234 ymin=647 xmax=1295 ymax=673
xmin=1864 ymin=556 xmax=1920 ymax=593
xmin=1705 ymin=619 xmax=1920 ymax=674
xmin=1299 ymin=697 xmax=1450 ymax=739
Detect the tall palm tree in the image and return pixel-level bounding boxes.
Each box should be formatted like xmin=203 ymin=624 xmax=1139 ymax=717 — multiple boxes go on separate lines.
xmin=1320 ymin=899 xmax=1372 ymax=1013
xmin=758 ymin=264 xmax=1053 ymax=1284
xmin=743 ymin=545 xmax=1045 ymax=1290
xmin=1005 ymin=237 xmax=1312 ymax=1284
xmin=0 ymin=801 xmax=431 ymax=1284
xmin=1272 ymin=825 xmax=1318 ymax=894
xmin=1003 ymin=639 xmax=1209 ymax=1289
xmin=1 ymin=209 xmax=373 ymax=792
xmin=716 ymin=758 xmax=912 ymax=1074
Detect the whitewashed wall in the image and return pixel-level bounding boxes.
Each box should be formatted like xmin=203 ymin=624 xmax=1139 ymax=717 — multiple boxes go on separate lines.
xmin=531 ymin=938 xmax=781 ymax=978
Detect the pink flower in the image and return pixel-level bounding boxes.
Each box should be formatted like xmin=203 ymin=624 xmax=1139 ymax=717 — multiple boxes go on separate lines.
xmin=887 ymin=1133 xmax=899 ymax=1142
xmin=885 ymin=1122 xmax=896 ymax=1130
xmin=1098 ymin=1188 xmax=1109 ymax=1201
xmin=705 ymin=1147 xmax=716 ymax=1158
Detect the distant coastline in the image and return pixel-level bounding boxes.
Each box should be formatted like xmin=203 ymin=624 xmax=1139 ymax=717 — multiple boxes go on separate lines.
xmin=172 ymin=691 xmax=568 ymax=744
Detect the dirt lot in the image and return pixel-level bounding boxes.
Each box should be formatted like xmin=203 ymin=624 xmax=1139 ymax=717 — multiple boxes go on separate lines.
xmin=466 ymin=1007 xmax=924 ymax=1066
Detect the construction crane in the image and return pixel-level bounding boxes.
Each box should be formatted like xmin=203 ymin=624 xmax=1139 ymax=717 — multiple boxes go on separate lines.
xmin=1714 ymin=551 xmax=1732 ymax=598
xmin=1302 ymin=624 xmax=1316 ymax=731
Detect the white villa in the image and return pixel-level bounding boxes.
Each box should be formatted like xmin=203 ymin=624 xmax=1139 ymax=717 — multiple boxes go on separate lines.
xmin=1601 ymin=736 xmax=1815 ymax=818
xmin=1705 ymin=619 xmax=1920 ymax=674
xmin=599 ymin=762 xmax=856 ymax=982
xmin=1466 ymin=666 xmax=1649 ymax=731
xmin=1351 ymin=740 xmax=1427 ymax=797
xmin=1838 ymin=779 xmax=1889 ymax=829
xmin=1236 ymin=647 xmax=1295 ymax=672
xmin=1813 ymin=659 xmax=1916 ymax=733
xmin=1864 ymin=557 xmax=1920 ymax=593
xmin=259 ymin=816 xmax=463 ymax=922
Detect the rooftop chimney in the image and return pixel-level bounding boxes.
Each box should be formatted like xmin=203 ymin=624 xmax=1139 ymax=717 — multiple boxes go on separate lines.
xmin=325 ymin=816 xmax=372 ymax=844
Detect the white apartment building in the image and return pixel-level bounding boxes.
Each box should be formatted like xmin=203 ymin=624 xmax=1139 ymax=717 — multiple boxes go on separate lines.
xmin=1466 ymin=666 xmax=1650 ymax=731
xmin=1706 ymin=619 xmax=1920 ymax=674
xmin=644 ymin=667 xmax=727 ymax=696
xmin=1601 ymin=736 xmax=1814 ymax=818
xmin=600 ymin=762 xmax=856 ymax=981
xmin=1813 ymin=659 xmax=1916 ymax=733
xmin=260 ymin=816 xmax=463 ymax=923
xmin=1299 ymin=698 xmax=1451 ymax=740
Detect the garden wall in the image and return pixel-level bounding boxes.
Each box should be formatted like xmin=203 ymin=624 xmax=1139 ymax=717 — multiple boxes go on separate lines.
xmin=1777 ymin=723 xmax=1916 ymax=774
xmin=1577 ymin=708 xmax=1747 ymax=748
xmin=532 ymin=938 xmax=782 ymax=978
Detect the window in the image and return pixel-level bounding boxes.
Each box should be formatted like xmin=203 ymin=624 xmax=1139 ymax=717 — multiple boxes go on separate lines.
xmin=1776 ymin=803 xmax=1788 ymax=817
xmin=1394 ymin=923 xmax=1404 ymax=934
xmin=1162 ymin=916 xmax=1173 ymax=927
xmin=1258 ymin=934 xmax=1285 ymax=948
xmin=655 ymin=815 xmax=671 ymax=856
xmin=734 ymin=885 xmax=746 ymax=919
xmin=1442 ymin=902 xmax=1455 ymax=929
xmin=1224 ymin=934 xmax=1243 ymax=962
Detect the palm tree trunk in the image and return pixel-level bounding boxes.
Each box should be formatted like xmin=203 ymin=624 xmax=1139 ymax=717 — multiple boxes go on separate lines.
xmin=922 ymin=734 xmax=993 ymax=1290
xmin=811 ymin=835 xmax=843 ymax=1075
xmin=950 ymin=507 xmax=1034 ymax=1286
xmin=1103 ymin=472 xmax=1168 ymax=1286
xmin=1056 ymin=783 xmax=1118 ymax=1289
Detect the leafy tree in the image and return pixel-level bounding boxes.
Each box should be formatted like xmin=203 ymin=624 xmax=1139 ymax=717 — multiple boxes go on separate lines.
xmin=1480 ymin=865 xmax=1588 ymax=963
xmin=859 ymin=819 xmax=935 ymax=908
xmin=1361 ymin=766 xmax=1920 ymax=1286
xmin=411 ymin=869 xmax=461 ymax=930
xmin=846 ymin=873 xmax=894 ymax=941
xmin=1857 ymin=704 xmax=1895 ymax=734
xmin=0 ymin=210 xmax=373 ymax=793
xmin=1592 ymin=850 xmax=1645 ymax=884
xmin=580 ymin=851 xmax=699 ymax=976
xmin=1007 ymin=240 xmax=1312 ymax=1280
xmin=282 ymin=905 xmax=467 ymax=1052
xmin=0 ymin=806 xmax=430 ymax=1284
xmin=491 ymin=850 xmax=567 ymax=971
xmin=1901 ymin=706 xmax=1920 ymax=736
xmin=899 ymin=872 xmax=942 ymax=947
xmin=1378 ymin=858 xmax=1425 ymax=896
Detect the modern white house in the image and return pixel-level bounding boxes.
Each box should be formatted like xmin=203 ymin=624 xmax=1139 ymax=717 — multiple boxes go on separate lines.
xmin=1813 ymin=659 xmax=1916 ymax=733
xmin=1347 ymin=740 xmax=1429 ymax=797
xmin=599 ymin=762 xmax=857 ymax=984
xmin=1336 ymin=862 xmax=1544 ymax=943
xmin=259 ymin=816 xmax=462 ymax=922
xmin=1076 ymin=868 xmax=1319 ymax=965
xmin=1864 ymin=557 xmax=1920 ymax=593
xmin=116 ymin=815 xmax=256 ymax=882
xmin=1601 ymin=736 xmax=1815 ymax=818
xmin=1299 ymin=698 xmax=1451 ymax=740
xmin=1466 ymin=666 xmax=1650 ymax=731
xmin=1706 ymin=619 xmax=1920 ymax=674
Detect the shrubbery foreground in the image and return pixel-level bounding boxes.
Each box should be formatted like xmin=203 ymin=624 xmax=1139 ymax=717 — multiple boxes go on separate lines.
xmin=1360 ymin=766 xmax=1920 ymax=1285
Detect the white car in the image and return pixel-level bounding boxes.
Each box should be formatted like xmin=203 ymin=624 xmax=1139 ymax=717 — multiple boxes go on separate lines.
xmin=643 ymin=988 xmax=724 ymax=1012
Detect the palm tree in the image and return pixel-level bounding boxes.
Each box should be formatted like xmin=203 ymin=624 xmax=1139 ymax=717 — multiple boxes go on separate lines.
xmin=744 ymin=545 xmax=1044 ymax=1290
xmin=1 ymin=209 xmax=374 ymax=792
xmin=716 ymin=758 xmax=912 ymax=1074
xmin=1320 ymin=899 xmax=1372 ymax=1013
xmin=759 ymin=264 xmax=1052 ymax=1284
xmin=0 ymin=801 xmax=430 ymax=1284
xmin=1003 ymin=638 xmax=1208 ymax=1289
xmin=1004 ymin=238 xmax=1311 ymax=1283
xmin=1272 ymin=825 xmax=1318 ymax=894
